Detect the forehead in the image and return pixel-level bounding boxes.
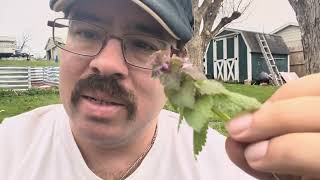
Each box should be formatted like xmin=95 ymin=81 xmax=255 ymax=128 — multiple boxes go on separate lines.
xmin=68 ymin=0 xmax=172 ymax=39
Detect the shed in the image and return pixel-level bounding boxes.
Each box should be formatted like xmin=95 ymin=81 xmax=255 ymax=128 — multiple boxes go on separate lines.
xmin=204 ymin=28 xmax=290 ymax=83
xmin=272 ymin=23 xmax=305 ymax=77
xmin=44 ymin=37 xmax=64 ymax=62
xmin=0 ymin=36 xmax=16 ymax=58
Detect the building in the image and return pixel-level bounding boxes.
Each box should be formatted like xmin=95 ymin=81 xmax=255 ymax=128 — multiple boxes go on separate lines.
xmin=272 ymin=23 xmax=305 ymax=77
xmin=44 ymin=37 xmax=64 ymax=62
xmin=0 ymin=36 xmax=16 ymax=58
xmin=204 ymin=28 xmax=290 ymax=83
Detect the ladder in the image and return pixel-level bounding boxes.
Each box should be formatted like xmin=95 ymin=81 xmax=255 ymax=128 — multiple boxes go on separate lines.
xmin=256 ymin=34 xmax=284 ymax=86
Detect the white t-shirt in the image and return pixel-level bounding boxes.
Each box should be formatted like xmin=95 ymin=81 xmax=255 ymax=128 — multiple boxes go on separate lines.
xmin=0 ymin=104 xmax=255 ymax=180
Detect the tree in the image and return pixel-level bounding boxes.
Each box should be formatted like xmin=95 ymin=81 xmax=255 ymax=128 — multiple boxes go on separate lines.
xmin=16 ymin=33 xmax=32 ymax=60
xmin=288 ymin=0 xmax=320 ymax=74
xmin=186 ymin=0 xmax=251 ymax=67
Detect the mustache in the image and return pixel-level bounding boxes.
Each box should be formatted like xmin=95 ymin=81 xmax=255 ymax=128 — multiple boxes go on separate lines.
xmin=70 ymin=74 xmax=136 ymax=120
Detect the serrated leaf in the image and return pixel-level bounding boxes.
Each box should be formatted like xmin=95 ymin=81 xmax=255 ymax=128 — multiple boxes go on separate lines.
xmin=169 ymin=80 xmax=196 ymax=109
xmin=193 ymin=124 xmax=208 ymax=158
xmin=178 ymin=107 xmax=184 ymax=131
xmin=208 ymin=93 xmax=261 ymax=135
xmin=209 ymin=121 xmax=228 ymax=136
xmin=184 ymin=95 xmax=213 ymax=132
xmin=154 ymin=56 xmax=263 ymax=157
xmin=195 ymin=79 xmax=227 ymax=95
xmin=225 ymin=91 xmax=261 ymax=112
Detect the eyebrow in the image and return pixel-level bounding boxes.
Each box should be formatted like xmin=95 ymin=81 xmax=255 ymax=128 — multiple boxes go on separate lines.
xmin=132 ymin=24 xmax=164 ymax=38
xmin=70 ymin=12 xmax=111 ymax=25
xmin=70 ymin=12 xmax=165 ymax=38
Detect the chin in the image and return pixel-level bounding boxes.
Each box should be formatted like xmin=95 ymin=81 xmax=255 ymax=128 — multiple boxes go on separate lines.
xmin=73 ymin=115 xmax=135 ymax=147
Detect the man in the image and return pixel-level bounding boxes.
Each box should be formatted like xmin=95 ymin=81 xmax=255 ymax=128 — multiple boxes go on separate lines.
xmin=1 ymin=0 xmax=320 ymax=180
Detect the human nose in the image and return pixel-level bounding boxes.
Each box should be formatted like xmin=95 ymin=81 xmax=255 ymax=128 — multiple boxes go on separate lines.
xmin=89 ymin=38 xmax=129 ymax=77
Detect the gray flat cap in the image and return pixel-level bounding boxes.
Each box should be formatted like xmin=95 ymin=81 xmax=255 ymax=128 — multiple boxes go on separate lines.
xmin=49 ymin=0 xmax=194 ymax=43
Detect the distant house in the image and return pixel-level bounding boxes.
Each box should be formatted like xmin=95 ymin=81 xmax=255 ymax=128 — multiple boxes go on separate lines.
xmin=0 ymin=36 xmax=16 ymax=58
xmin=45 ymin=37 xmax=64 ymax=62
xmin=204 ymin=28 xmax=290 ymax=83
xmin=272 ymin=23 xmax=305 ymax=77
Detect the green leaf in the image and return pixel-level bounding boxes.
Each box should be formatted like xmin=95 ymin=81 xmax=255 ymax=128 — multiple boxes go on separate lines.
xmin=177 ymin=107 xmax=184 ymax=131
xmin=184 ymin=95 xmax=213 ymax=132
xmin=169 ymin=79 xmax=196 ymax=109
xmin=195 ymin=79 xmax=227 ymax=95
xmin=160 ymin=73 xmax=181 ymax=91
xmin=225 ymin=91 xmax=261 ymax=112
xmin=209 ymin=121 xmax=228 ymax=136
xmin=193 ymin=124 xmax=208 ymax=158
xmin=170 ymin=58 xmax=183 ymax=73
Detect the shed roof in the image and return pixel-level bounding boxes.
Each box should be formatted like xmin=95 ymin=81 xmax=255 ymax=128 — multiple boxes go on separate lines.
xmin=271 ymin=22 xmax=299 ymax=34
xmin=0 ymin=36 xmax=16 ymax=42
xmin=215 ymin=28 xmax=289 ymax=55
xmin=45 ymin=37 xmax=64 ymax=51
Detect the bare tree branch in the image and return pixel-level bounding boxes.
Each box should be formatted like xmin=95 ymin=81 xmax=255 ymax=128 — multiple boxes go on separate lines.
xmin=239 ymin=0 xmax=252 ymax=13
xmin=20 ymin=34 xmax=31 ymax=51
xmin=236 ymin=0 xmax=244 ymax=11
xmin=209 ymin=11 xmax=241 ymax=39
xmin=201 ymin=0 xmax=224 ymax=38
xmin=186 ymin=0 xmax=250 ymax=67
xmin=192 ymin=0 xmax=201 ymax=35
xmin=192 ymin=0 xmax=200 ymax=14
xmin=197 ymin=0 xmax=211 ymax=18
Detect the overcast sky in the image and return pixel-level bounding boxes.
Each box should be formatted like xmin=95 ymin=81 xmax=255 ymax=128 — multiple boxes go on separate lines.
xmin=0 ymin=0 xmax=297 ymax=58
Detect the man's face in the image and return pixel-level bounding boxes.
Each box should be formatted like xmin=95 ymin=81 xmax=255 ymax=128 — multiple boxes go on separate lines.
xmin=59 ymin=0 xmax=175 ymax=146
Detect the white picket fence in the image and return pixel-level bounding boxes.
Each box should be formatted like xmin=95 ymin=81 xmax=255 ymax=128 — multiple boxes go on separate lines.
xmin=0 ymin=67 xmax=59 ymax=90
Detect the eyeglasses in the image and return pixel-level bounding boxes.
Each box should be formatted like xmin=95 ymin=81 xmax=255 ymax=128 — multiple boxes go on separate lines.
xmin=48 ymin=18 xmax=174 ymax=70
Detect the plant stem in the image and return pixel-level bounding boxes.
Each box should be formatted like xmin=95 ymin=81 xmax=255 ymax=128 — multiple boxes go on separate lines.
xmin=272 ymin=173 xmax=281 ymax=180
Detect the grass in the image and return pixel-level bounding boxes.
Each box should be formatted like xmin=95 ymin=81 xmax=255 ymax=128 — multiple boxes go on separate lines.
xmin=0 ymin=59 xmax=59 ymax=67
xmin=0 ymin=88 xmax=60 ymax=122
xmin=223 ymin=83 xmax=278 ymax=103
xmin=0 ymin=83 xmax=278 ymax=123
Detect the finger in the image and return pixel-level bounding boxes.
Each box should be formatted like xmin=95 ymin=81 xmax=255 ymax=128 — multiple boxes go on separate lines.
xmin=225 ymin=137 xmax=273 ymax=180
xmin=225 ymin=138 xmax=299 ymax=180
xmin=226 ymin=97 xmax=320 ymax=142
xmin=244 ymin=133 xmax=320 ymax=177
xmin=302 ymin=176 xmax=320 ymax=180
xmin=269 ymin=73 xmax=320 ymax=102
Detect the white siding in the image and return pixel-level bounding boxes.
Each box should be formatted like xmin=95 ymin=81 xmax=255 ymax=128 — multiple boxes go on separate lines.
xmin=0 ymin=41 xmax=16 ymax=54
xmin=275 ymin=26 xmax=302 ymax=52
xmin=274 ymin=25 xmax=306 ymax=76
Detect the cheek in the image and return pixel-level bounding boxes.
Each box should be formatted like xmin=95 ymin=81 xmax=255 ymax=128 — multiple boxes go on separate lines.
xmin=131 ymin=70 xmax=166 ymax=113
xmin=59 ymin=52 xmax=91 ymax=106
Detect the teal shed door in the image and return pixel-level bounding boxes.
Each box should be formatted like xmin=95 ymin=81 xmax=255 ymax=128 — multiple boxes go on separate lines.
xmin=213 ymin=36 xmax=239 ymax=82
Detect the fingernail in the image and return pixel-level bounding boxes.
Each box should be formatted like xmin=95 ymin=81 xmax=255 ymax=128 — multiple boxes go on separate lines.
xmin=226 ymin=114 xmax=252 ymax=136
xmin=245 ymin=140 xmax=269 ymax=162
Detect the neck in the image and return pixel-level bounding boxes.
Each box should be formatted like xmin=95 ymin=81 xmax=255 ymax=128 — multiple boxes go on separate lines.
xmin=73 ymin=121 xmax=158 ymax=179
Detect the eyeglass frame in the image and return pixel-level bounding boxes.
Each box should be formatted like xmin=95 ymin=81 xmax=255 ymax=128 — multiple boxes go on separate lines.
xmin=47 ymin=18 xmax=180 ymax=70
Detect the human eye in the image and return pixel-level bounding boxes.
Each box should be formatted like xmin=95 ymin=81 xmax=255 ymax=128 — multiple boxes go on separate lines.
xmin=79 ymin=30 xmax=100 ymax=40
xmin=131 ymin=39 xmax=158 ymax=52
xmin=70 ymin=25 xmax=102 ymax=41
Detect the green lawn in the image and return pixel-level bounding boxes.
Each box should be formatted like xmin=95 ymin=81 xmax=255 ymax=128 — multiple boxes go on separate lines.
xmin=0 ymin=89 xmax=60 ymax=122
xmin=0 ymin=83 xmax=278 ymax=123
xmin=223 ymin=83 xmax=278 ymax=103
xmin=0 ymin=59 xmax=59 ymax=67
